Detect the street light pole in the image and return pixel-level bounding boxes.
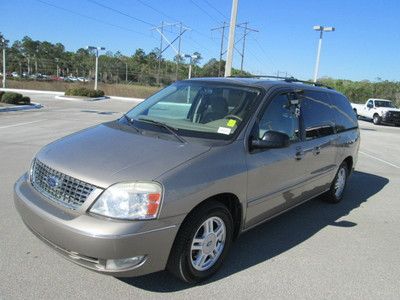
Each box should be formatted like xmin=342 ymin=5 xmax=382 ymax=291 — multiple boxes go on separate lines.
xmin=94 ymin=50 xmax=99 ymax=90
xmin=87 ymin=46 xmax=105 ymax=90
xmin=184 ymin=54 xmax=198 ymax=79
xmin=313 ymin=25 xmax=335 ymax=82
xmin=188 ymin=62 xmax=192 ymax=79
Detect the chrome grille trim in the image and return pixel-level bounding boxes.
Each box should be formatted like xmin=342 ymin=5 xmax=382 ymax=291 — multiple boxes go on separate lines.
xmin=31 ymin=159 xmax=98 ymax=209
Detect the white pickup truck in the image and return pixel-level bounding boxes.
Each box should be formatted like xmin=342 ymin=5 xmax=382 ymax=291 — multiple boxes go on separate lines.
xmin=351 ymin=98 xmax=400 ymax=125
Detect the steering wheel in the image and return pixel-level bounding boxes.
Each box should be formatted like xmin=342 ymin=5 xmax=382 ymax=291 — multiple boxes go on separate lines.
xmin=225 ymin=114 xmax=242 ymax=122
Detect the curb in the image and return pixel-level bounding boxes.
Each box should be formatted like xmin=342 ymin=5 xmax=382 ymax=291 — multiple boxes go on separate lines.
xmin=0 ymin=102 xmax=43 ymax=112
xmin=55 ymin=95 xmax=109 ymax=101
xmin=0 ymin=88 xmax=64 ymax=95
xmin=109 ymin=96 xmax=144 ymax=102
xmin=0 ymin=88 xmax=145 ymax=103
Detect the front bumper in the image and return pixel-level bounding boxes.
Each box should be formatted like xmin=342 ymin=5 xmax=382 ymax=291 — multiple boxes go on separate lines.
xmin=14 ymin=174 xmax=182 ymax=277
xmin=382 ymin=113 xmax=400 ymax=124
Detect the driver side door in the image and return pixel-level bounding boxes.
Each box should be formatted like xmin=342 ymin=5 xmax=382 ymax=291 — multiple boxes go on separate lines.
xmin=245 ymin=91 xmax=309 ymax=228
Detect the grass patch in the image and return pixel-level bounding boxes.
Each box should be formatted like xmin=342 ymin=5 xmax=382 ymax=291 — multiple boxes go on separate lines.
xmin=65 ymin=87 xmax=105 ymax=98
xmin=7 ymin=80 xmax=161 ymax=99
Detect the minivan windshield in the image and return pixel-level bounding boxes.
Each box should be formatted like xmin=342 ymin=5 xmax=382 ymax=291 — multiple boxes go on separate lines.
xmin=124 ymin=81 xmax=262 ymax=140
xmin=375 ymin=100 xmax=396 ymax=108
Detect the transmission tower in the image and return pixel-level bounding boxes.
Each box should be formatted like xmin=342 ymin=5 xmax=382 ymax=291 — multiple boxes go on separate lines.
xmin=152 ymin=22 xmax=190 ymax=83
xmin=212 ymin=21 xmax=258 ymax=75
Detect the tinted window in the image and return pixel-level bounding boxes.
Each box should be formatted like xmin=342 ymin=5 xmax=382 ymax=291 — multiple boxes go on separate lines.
xmin=258 ymin=94 xmax=300 ymax=141
xmin=329 ymin=93 xmax=358 ymax=132
xmin=375 ymin=100 xmax=396 ymax=108
xmin=301 ymin=91 xmax=335 ymax=140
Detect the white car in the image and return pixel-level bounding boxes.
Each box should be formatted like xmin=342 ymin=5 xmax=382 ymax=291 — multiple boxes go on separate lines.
xmin=77 ymin=77 xmax=89 ymax=82
xmin=351 ymin=98 xmax=400 ymax=125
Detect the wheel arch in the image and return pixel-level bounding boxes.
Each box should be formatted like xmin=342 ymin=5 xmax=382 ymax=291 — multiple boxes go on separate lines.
xmin=182 ymin=193 xmax=243 ymax=240
xmin=343 ymin=156 xmax=354 ymax=175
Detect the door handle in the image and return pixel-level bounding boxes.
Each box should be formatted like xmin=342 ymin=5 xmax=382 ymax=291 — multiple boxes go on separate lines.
xmin=295 ymin=148 xmax=304 ymax=160
xmin=313 ymin=146 xmax=321 ymax=155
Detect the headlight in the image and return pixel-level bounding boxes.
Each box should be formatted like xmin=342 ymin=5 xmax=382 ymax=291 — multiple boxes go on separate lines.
xmin=90 ymin=182 xmax=162 ymax=220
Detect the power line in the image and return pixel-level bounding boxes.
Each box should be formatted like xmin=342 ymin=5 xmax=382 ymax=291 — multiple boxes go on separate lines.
xmin=190 ymin=0 xmax=221 ymax=24
xmin=136 ymin=0 xmax=178 ymax=22
xmin=35 ymin=0 xmax=155 ymax=40
xmin=251 ymin=37 xmax=276 ymax=69
xmin=203 ymin=0 xmax=228 ymax=20
xmin=87 ymin=0 xmax=155 ymax=27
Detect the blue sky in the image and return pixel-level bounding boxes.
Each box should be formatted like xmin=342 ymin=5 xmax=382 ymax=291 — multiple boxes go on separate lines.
xmin=2 ymin=0 xmax=400 ymax=81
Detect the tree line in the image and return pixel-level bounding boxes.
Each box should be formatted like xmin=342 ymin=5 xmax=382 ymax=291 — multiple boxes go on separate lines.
xmin=320 ymin=78 xmax=400 ymax=105
xmin=0 ymin=33 xmax=247 ymax=86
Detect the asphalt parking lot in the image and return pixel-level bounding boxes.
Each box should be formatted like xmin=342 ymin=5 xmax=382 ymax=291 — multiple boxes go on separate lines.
xmin=1 ymin=91 xmax=399 ymax=299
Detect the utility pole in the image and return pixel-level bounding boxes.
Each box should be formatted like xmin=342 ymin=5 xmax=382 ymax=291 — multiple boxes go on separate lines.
xmin=1 ymin=37 xmax=8 ymax=88
xmin=26 ymin=56 xmax=31 ymax=75
xmin=55 ymin=58 xmax=59 ymax=77
xmin=157 ymin=21 xmax=163 ymax=85
xmin=125 ymin=62 xmax=128 ymax=82
xmin=152 ymin=21 xmax=190 ymax=84
xmin=34 ymin=47 xmax=38 ymax=75
xmin=175 ymin=22 xmax=183 ymax=81
xmin=87 ymin=46 xmax=105 ymax=90
xmin=224 ymin=0 xmax=239 ymax=77
xmin=211 ymin=22 xmax=227 ymax=77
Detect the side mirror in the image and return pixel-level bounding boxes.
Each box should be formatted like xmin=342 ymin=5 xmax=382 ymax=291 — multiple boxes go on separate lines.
xmin=251 ymin=131 xmax=290 ymax=149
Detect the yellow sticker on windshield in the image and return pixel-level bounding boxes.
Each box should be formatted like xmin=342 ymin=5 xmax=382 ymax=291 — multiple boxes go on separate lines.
xmin=227 ymin=119 xmax=237 ymax=127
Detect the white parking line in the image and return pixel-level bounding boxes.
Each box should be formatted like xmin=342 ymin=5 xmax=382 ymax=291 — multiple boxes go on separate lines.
xmin=0 ymin=120 xmax=43 ymax=130
xmin=359 ymin=151 xmax=400 ymax=169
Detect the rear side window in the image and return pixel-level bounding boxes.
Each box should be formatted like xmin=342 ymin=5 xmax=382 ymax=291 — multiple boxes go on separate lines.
xmin=301 ymin=91 xmax=335 ymax=140
xmin=329 ymin=93 xmax=358 ymax=132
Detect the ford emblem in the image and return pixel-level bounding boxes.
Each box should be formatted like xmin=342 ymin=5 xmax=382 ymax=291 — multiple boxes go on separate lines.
xmin=46 ymin=175 xmax=60 ymax=188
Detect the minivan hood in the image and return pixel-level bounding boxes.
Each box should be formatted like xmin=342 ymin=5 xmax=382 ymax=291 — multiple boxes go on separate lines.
xmin=36 ymin=123 xmax=211 ymax=188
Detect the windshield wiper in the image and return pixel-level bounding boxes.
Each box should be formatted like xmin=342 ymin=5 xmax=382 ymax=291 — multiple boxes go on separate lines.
xmin=138 ymin=117 xmax=187 ymax=143
xmin=122 ymin=114 xmax=141 ymax=133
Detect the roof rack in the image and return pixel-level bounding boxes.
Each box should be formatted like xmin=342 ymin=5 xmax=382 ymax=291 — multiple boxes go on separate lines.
xmin=227 ymin=75 xmax=334 ymax=90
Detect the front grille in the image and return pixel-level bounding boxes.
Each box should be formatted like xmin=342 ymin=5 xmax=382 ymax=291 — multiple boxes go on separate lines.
xmin=31 ymin=159 xmax=96 ymax=209
xmin=389 ymin=111 xmax=400 ymax=118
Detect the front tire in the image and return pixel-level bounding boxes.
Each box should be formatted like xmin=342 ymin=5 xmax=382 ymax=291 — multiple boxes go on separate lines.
xmin=324 ymin=162 xmax=349 ymax=203
xmin=167 ymin=201 xmax=233 ymax=283
xmin=373 ymin=114 xmax=381 ymax=125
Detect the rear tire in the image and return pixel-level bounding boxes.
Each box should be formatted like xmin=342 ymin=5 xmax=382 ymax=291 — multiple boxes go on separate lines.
xmin=324 ymin=162 xmax=349 ymax=203
xmin=167 ymin=201 xmax=233 ymax=283
xmin=373 ymin=114 xmax=381 ymax=125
